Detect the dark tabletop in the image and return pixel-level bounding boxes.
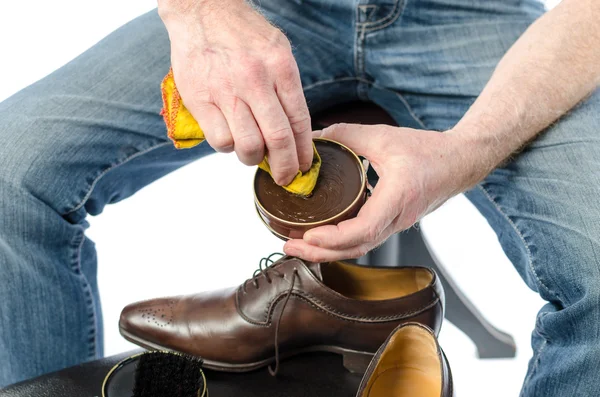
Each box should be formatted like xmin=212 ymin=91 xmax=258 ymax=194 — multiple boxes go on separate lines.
xmin=0 ymin=350 xmax=363 ymax=397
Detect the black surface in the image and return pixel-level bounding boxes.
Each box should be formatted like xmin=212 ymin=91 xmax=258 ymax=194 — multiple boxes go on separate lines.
xmin=0 ymin=351 xmax=134 ymax=397
xmin=204 ymin=354 xmax=362 ymax=397
xmin=0 ymin=351 xmax=363 ymax=397
xmin=105 ymin=355 xmax=137 ymax=397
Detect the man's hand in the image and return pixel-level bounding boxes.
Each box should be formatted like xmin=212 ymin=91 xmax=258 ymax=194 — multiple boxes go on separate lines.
xmin=158 ymin=0 xmax=313 ymax=185
xmin=283 ymin=124 xmax=483 ymax=262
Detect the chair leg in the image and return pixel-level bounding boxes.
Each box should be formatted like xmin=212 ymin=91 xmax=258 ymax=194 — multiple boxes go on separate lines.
xmin=355 ymin=226 xmax=516 ymax=359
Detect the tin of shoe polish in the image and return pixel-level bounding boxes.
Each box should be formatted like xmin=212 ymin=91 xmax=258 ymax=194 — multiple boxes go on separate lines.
xmin=254 ymin=138 xmax=367 ymax=240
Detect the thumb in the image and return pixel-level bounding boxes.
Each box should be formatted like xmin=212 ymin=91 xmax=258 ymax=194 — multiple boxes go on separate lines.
xmin=313 ymin=123 xmax=373 ymax=157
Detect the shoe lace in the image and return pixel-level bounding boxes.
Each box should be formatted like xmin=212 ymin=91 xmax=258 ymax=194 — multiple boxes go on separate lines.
xmin=242 ymin=252 xmax=286 ymax=293
xmin=240 ymin=253 xmax=298 ymax=377
xmin=268 ymin=267 xmax=298 ymax=377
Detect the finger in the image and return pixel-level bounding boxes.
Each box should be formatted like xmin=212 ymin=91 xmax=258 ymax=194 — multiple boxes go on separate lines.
xmin=315 ymin=123 xmax=375 ymax=158
xmin=275 ymin=62 xmax=313 ymax=172
xmin=250 ymin=94 xmax=299 ymax=186
xmin=193 ymin=103 xmax=234 ymax=153
xmin=284 ymin=218 xmax=399 ymax=262
xmin=221 ymin=97 xmax=265 ymax=165
xmin=303 ymin=178 xmax=398 ymax=249
xmin=284 ymin=239 xmax=369 ymax=262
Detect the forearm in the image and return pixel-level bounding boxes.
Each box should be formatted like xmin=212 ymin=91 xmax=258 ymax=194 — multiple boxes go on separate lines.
xmin=157 ymin=0 xmax=245 ymax=26
xmin=450 ymin=0 xmax=600 ymax=185
xmin=157 ymin=0 xmax=243 ymax=13
xmin=157 ymin=0 xmax=261 ymax=57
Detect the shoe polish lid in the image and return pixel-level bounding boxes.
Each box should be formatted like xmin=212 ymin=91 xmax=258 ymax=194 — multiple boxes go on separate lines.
xmin=254 ymin=138 xmax=367 ymax=241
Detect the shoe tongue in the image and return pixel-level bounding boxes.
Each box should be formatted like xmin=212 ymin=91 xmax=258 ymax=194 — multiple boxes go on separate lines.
xmin=305 ymin=261 xmax=323 ymax=281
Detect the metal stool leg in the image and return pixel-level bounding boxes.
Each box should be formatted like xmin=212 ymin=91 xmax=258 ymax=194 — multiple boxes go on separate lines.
xmin=356 ymin=226 xmax=516 ymax=359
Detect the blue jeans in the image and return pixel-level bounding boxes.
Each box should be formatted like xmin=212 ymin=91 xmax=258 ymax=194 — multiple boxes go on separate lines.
xmin=1 ymin=1 xmax=599 ymax=395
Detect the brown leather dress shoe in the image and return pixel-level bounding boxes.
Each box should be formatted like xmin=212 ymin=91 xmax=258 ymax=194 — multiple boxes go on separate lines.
xmin=356 ymin=322 xmax=453 ymax=397
xmin=119 ymin=254 xmax=444 ymax=375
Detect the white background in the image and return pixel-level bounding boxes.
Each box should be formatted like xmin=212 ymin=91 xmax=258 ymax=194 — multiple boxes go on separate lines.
xmin=0 ymin=1 xmax=562 ymax=395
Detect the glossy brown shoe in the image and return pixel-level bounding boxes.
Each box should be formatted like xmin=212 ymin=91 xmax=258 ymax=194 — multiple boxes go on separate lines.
xmin=356 ymin=323 xmax=453 ymax=397
xmin=119 ymin=254 xmax=444 ymax=374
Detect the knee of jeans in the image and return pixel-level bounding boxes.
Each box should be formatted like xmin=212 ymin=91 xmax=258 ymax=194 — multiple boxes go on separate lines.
xmin=530 ymin=223 xmax=600 ymax=301
xmin=512 ymin=92 xmax=600 ymax=299
xmin=0 ymin=115 xmax=77 ymax=215
xmin=535 ymin=267 xmax=600 ymax=343
xmin=535 ymin=299 xmax=598 ymax=347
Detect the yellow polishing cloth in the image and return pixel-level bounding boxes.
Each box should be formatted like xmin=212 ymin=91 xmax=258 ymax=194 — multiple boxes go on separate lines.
xmin=160 ymin=68 xmax=321 ymax=197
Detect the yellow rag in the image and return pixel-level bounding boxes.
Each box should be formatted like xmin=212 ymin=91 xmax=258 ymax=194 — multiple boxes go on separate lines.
xmin=160 ymin=68 xmax=321 ymax=196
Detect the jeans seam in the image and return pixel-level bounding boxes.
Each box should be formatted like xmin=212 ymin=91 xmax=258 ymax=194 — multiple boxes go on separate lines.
xmin=534 ymin=312 xmax=551 ymax=341
xmin=354 ymin=5 xmax=360 ymax=80
xmin=520 ymin=338 xmax=548 ymax=396
xmin=358 ymin=4 xmax=378 ymax=22
xmin=71 ymin=225 xmax=97 ymax=360
xmin=391 ymin=91 xmax=427 ymax=129
xmin=359 ymin=0 xmax=406 ymax=32
xmin=476 ymin=184 xmax=558 ymax=300
xmin=63 ymin=141 xmax=172 ymax=215
xmin=355 ymin=8 xmax=369 ymax=99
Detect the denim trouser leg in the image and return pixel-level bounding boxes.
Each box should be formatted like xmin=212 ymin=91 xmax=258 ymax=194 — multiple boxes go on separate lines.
xmin=0 ymin=11 xmax=185 ymax=385
xmin=361 ymin=1 xmax=600 ymax=395
xmin=467 ymin=92 xmax=600 ymax=397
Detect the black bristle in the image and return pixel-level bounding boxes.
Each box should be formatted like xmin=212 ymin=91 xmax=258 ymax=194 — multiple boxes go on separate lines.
xmin=132 ymin=352 xmax=205 ymax=397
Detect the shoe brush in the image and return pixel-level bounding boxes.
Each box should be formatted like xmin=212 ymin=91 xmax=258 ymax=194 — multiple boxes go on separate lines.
xmin=102 ymin=350 xmax=207 ymax=397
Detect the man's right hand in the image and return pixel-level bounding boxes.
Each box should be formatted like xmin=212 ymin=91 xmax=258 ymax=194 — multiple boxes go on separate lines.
xmin=158 ymin=0 xmax=313 ymax=185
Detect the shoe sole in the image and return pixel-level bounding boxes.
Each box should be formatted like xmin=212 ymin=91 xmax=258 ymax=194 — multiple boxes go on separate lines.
xmin=119 ymin=327 xmax=374 ymax=374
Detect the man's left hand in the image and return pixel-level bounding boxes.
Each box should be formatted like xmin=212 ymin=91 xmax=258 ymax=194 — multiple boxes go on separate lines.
xmin=283 ymin=123 xmax=482 ymax=262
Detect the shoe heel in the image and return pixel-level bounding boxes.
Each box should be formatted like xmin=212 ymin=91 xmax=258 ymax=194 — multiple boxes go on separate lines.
xmin=342 ymin=351 xmax=372 ymax=374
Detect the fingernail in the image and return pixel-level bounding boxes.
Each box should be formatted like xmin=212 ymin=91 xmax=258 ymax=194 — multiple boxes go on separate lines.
xmin=277 ymin=174 xmax=296 ymax=186
xmin=312 ymin=130 xmax=323 ymax=138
